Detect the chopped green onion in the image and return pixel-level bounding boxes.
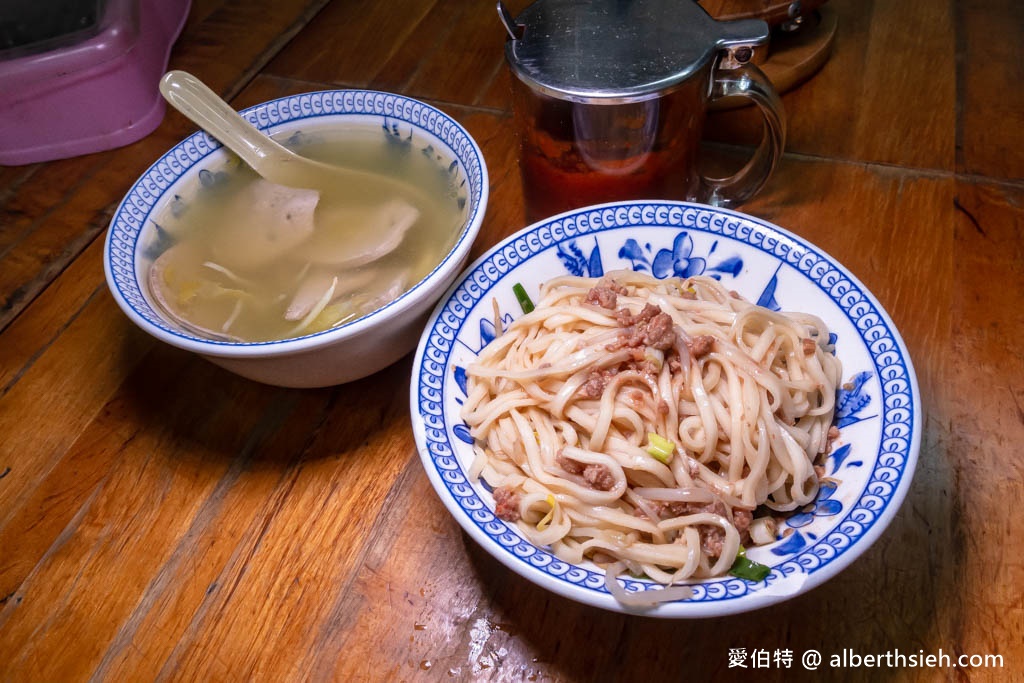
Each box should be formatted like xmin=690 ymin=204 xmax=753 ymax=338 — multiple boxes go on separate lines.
xmin=513 ymin=283 xmax=535 ymax=313
xmin=729 ymin=554 xmax=771 ymax=581
xmin=645 ymin=433 xmax=676 ymax=463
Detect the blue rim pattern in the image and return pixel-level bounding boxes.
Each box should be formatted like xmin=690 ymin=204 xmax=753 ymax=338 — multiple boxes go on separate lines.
xmin=105 ymin=90 xmax=486 ymax=347
xmin=414 ymin=201 xmax=920 ymax=611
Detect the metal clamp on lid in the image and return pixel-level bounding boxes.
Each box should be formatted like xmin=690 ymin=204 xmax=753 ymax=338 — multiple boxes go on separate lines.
xmin=498 ymin=0 xmax=770 ymax=104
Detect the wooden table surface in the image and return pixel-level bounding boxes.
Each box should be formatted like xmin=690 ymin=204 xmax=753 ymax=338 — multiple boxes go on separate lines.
xmin=1 ymin=0 xmax=1021 ymax=680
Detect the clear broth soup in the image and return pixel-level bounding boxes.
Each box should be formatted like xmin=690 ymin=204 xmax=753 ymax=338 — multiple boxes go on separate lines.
xmin=144 ymin=123 xmax=468 ymax=342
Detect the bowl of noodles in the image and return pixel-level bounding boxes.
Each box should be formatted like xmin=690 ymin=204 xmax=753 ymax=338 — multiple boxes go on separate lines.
xmin=105 ymin=89 xmax=487 ymax=387
xmin=410 ymin=200 xmax=921 ymax=617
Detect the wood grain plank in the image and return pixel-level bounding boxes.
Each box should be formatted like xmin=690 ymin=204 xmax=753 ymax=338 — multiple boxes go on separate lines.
xmin=182 ymin=0 xmax=232 ymax=30
xmin=947 ymin=181 xmax=1024 ymax=656
xmin=740 ymin=157 xmax=954 ymax=364
xmin=476 ymin=0 xmax=532 ymax=112
xmin=705 ymin=0 xmax=957 ymax=172
xmin=477 ymin=62 xmax=516 ymax=113
xmin=261 ymin=0 xmax=439 ymax=89
xmin=91 ymin=382 xmax=335 ymax=681
xmin=263 ymin=0 xmax=523 ymax=111
xmin=162 ymin=0 xmax=331 ymax=97
xmin=0 ymin=235 xmax=107 ymax=395
xmin=0 ymin=353 xmax=292 ymax=680
xmin=956 ymin=0 xmax=1024 ymax=180
xmin=397 ymin=1 xmax=512 ymax=108
xmin=147 ymin=360 xmax=415 ymax=681
xmin=0 ymin=279 xmax=156 ymax=533
xmin=456 ymin=108 xmax=526 ymax=252
xmin=361 ymin=1 xmax=477 ymax=97
xmin=0 ymin=165 xmax=37 ymax=206
xmin=0 ymin=141 xmax=168 ymax=333
xmin=0 ymin=170 xmax=97 ymax=270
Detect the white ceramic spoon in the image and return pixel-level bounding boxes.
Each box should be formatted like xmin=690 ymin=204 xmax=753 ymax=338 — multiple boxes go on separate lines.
xmin=159 ymin=70 xmax=411 ymax=198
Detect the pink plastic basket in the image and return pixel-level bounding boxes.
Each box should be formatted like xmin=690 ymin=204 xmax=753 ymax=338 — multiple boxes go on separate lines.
xmin=0 ymin=0 xmax=191 ymax=165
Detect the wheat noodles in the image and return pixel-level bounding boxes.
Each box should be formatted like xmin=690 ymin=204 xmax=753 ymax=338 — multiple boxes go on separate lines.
xmin=461 ymin=271 xmax=842 ymax=602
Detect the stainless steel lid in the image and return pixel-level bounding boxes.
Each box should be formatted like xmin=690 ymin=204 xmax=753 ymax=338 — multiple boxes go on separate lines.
xmin=499 ymin=0 xmax=770 ymax=103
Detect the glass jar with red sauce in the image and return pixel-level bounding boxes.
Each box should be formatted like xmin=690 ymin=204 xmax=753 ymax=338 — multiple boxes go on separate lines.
xmin=500 ymin=0 xmax=786 ymax=222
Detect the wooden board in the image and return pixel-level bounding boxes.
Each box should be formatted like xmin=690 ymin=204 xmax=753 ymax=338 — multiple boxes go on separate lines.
xmin=0 ymin=0 xmax=1021 ymax=680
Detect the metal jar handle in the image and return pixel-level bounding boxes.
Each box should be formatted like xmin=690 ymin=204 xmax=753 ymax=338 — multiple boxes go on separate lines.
xmin=698 ymin=61 xmax=786 ymax=207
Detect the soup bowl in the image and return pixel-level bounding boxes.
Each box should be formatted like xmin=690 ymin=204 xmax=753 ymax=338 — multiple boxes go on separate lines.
xmin=104 ymin=89 xmax=488 ymax=387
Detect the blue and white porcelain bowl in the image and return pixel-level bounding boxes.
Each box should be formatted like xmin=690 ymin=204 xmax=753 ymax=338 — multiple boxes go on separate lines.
xmin=411 ymin=200 xmax=921 ymax=618
xmin=104 ymin=90 xmax=488 ymax=387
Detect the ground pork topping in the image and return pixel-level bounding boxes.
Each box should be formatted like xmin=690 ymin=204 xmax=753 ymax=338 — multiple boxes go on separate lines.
xmin=612 ymin=303 xmax=676 ymax=351
xmin=557 ymin=454 xmax=616 ymax=491
xmin=493 ymin=486 xmax=521 ymax=522
xmin=615 ymin=302 xmax=659 ymax=327
xmin=585 ymin=285 xmax=618 ymax=309
xmin=577 ymin=368 xmax=614 ymax=399
xmin=584 ymin=278 xmax=628 ymax=309
xmin=686 ymin=334 xmax=715 ymax=359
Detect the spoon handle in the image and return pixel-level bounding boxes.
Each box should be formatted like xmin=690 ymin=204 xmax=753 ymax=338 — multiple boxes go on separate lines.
xmin=159 ymin=70 xmax=292 ymax=177
xmin=158 ymin=70 xmax=429 ymax=201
